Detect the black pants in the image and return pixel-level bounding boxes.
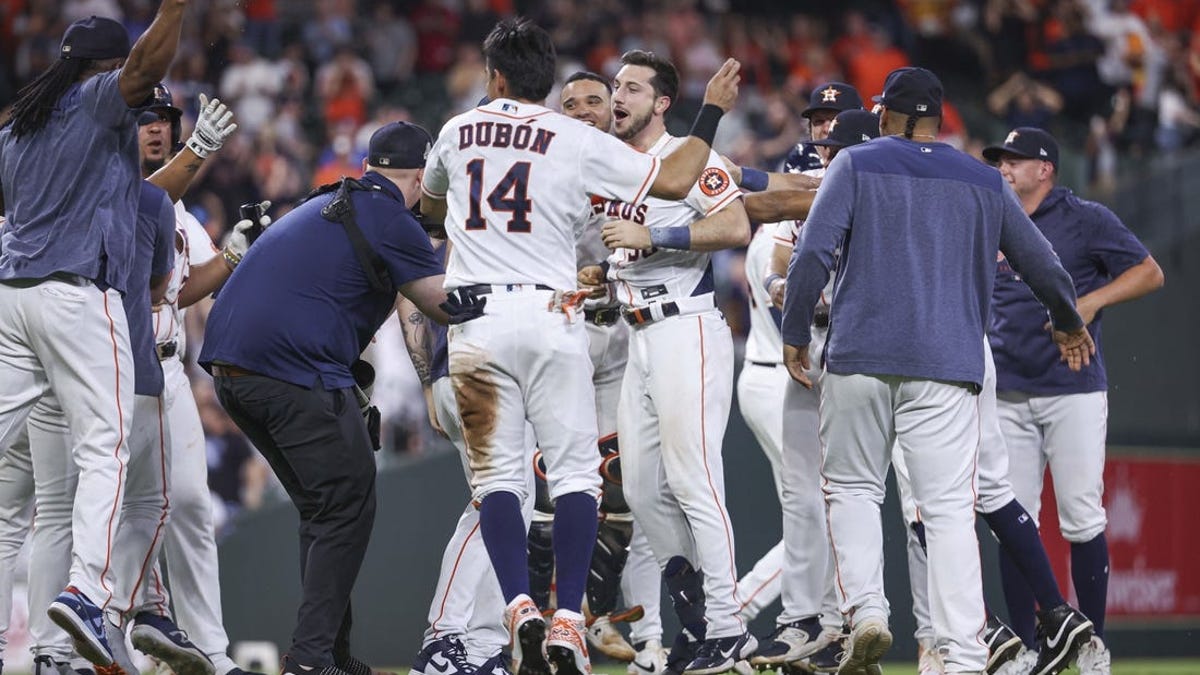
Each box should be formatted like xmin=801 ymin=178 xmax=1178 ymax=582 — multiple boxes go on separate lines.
xmin=214 ymin=375 xmax=376 ymax=667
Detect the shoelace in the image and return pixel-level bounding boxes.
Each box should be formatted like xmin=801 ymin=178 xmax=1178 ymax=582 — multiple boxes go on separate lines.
xmin=445 ymin=638 xmax=476 ymax=673
xmin=337 ymin=657 xmax=371 ymax=675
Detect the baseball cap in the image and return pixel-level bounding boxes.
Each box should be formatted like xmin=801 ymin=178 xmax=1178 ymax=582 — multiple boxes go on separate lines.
xmin=60 ymin=16 xmax=130 ymax=60
xmin=138 ymin=82 xmax=182 ymax=126
xmin=802 ymin=82 xmax=863 ymax=119
xmin=367 ymin=121 xmax=433 ymax=169
xmin=872 ymin=67 xmax=943 ymax=117
xmin=810 ymin=110 xmax=880 ymax=148
xmin=982 ymin=127 xmax=1059 ymax=169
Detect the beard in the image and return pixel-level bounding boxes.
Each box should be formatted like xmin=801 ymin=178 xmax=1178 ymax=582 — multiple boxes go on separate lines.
xmin=141 ymin=156 xmax=166 ymax=175
xmin=614 ymin=107 xmax=653 ymax=141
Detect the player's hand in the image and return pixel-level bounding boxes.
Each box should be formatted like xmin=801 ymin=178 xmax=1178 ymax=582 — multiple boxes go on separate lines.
xmin=577 ymin=265 xmax=608 ymax=299
xmin=187 ymin=93 xmax=238 ymax=159
xmin=423 ymin=384 xmax=447 ymax=439
xmin=784 ymin=343 xmax=813 ymax=389
xmin=703 ymin=58 xmax=741 ymax=113
xmin=224 ymin=200 xmax=271 ymax=263
xmin=601 ymin=219 xmax=651 ymax=251
xmin=769 ymin=277 xmax=786 ymax=309
xmin=720 ymin=155 xmax=742 ymax=186
xmin=1053 ymin=326 xmax=1096 ymax=372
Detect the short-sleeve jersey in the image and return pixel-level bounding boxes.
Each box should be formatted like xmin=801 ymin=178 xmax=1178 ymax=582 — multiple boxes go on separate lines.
xmin=743 ymin=225 xmax=783 ymax=364
xmin=600 ymin=133 xmax=742 ymax=305
xmin=422 ymin=98 xmax=662 ymax=291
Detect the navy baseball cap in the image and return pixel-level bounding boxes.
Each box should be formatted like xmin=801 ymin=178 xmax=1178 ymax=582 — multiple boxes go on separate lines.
xmin=60 ymin=16 xmax=130 ymax=60
xmin=983 ymin=127 xmax=1059 ymax=169
xmin=368 ymin=122 xmax=433 ymax=169
xmin=872 ymin=67 xmax=943 ymax=117
xmin=802 ymin=82 xmax=863 ymax=119
xmin=810 ymin=110 xmax=880 ymax=148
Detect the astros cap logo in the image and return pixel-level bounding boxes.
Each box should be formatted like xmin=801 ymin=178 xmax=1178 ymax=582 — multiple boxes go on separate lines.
xmin=1005 ymin=130 xmax=1020 ymax=145
xmin=820 ymin=85 xmax=841 ymax=103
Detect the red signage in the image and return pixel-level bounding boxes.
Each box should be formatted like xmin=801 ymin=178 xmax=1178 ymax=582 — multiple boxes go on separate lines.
xmin=1037 ymin=454 xmax=1200 ymax=621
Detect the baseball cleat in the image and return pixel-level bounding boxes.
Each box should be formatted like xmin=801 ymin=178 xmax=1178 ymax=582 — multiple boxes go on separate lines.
xmin=473 ymin=653 xmax=512 ymax=675
xmin=681 ymin=632 xmax=758 ymax=675
xmin=994 ymin=648 xmax=1036 ymax=675
xmin=836 ymin=617 xmax=891 ymax=675
xmin=130 ymin=612 xmax=214 ymax=675
xmin=627 ymin=640 xmax=669 ymax=675
xmin=546 ymin=610 xmax=591 ymax=675
xmin=802 ymin=630 xmax=847 ymax=673
xmin=1031 ymin=604 xmax=1093 ymax=675
xmin=749 ymin=617 xmax=824 ymax=667
xmin=984 ymin=616 xmax=1023 ymax=674
xmin=504 ymin=595 xmax=550 ymax=675
xmin=409 ymin=636 xmax=476 ymax=675
xmin=586 ymin=615 xmax=637 ymax=661
xmin=280 ymin=655 xmax=352 ymax=675
xmin=1074 ymin=635 xmax=1111 ymax=675
xmin=47 ymin=586 xmax=115 ymax=668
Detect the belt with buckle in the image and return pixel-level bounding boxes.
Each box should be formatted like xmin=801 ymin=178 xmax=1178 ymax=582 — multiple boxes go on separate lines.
xmin=813 ymin=306 xmax=830 ymax=328
xmin=622 ymin=301 xmax=680 ymax=326
xmin=585 ymin=306 xmax=621 ymax=326
xmin=0 ymin=272 xmax=92 ymax=289
xmin=211 ymin=364 xmax=259 ymax=378
xmin=156 ymin=341 xmax=178 ymax=360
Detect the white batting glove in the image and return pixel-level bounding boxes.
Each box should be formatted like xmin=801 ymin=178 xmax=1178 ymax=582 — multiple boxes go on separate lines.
xmin=222 ymin=201 xmax=271 ymax=268
xmin=187 ymin=93 xmax=238 ymax=159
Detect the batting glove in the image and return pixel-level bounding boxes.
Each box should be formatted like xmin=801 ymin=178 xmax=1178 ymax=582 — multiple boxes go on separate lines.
xmin=187 ymin=93 xmax=238 ymax=159
xmin=222 ymin=201 xmax=271 ymax=268
xmin=439 ymin=292 xmax=488 ymax=325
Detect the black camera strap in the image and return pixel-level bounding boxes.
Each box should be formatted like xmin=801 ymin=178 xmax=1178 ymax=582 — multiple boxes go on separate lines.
xmin=317 ymin=177 xmax=394 ymax=295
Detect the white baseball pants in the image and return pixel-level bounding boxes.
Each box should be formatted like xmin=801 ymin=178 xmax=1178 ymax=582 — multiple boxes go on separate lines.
xmin=820 ymin=372 xmax=987 ymax=673
xmin=0 ymin=281 xmax=133 ymax=607
xmin=0 ymin=427 xmax=34 ymax=652
xmin=619 ymin=310 xmax=744 ymax=639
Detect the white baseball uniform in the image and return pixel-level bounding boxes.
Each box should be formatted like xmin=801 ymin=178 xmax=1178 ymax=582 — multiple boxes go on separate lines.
xmin=422 ymin=376 xmax=537 ymax=661
xmin=136 ymin=204 xmax=242 ymax=674
xmin=601 ymin=132 xmax=746 ymax=640
xmin=422 ymin=98 xmax=660 ymax=505
xmin=0 ymin=427 xmax=34 ymax=655
xmin=751 ymin=217 xmax=841 ymax=635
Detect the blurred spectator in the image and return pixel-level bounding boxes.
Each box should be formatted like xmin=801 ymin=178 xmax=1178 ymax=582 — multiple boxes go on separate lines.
xmin=363 ymin=2 xmax=418 ymax=90
xmin=243 ymin=0 xmax=281 ymax=58
xmin=303 ymin=0 xmax=354 ymax=64
xmin=316 ymin=45 xmax=375 ymax=128
xmin=1044 ymin=3 xmax=1109 ymax=122
xmin=846 ymin=25 xmax=911 ymax=99
xmin=62 ymin=0 xmax=121 ymax=23
xmin=1156 ymin=70 xmax=1200 ymax=150
xmin=444 ymin=43 xmax=487 ymax=113
xmin=218 ymin=40 xmax=284 ymax=136
xmin=310 ymin=131 xmax=361 ymax=188
xmin=982 ymin=0 xmax=1040 ymax=80
xmin=413 ymin=0 xmax=461 ymax=73
xmin=988 ymin=70 xmax=1065 ymax=129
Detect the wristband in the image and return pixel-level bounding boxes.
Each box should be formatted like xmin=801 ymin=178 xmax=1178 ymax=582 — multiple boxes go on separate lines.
xmin=763 ymin=273 xmax=783 ymax=293
xmin=741 ymin=167 xmax=769 ymax=192
xmin=649 ymin=226 xmax=691 ymax=251
xmin=688 ymin=104 xmax=724 ymax=146
xmin=222 ymin=247 xmax=242 ymax=269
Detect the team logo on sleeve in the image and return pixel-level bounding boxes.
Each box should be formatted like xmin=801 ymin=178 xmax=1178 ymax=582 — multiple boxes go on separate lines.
xmin=698 ymin=167 xmax=731 ymax=197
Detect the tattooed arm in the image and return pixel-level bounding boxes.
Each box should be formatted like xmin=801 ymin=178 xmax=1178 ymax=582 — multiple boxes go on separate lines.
xmin=396 ymin=295 xmax=444 ymax=437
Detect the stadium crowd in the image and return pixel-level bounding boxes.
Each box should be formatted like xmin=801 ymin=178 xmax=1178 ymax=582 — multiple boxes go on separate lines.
xmin=1 ymin=0 xmax=1195 ymax=528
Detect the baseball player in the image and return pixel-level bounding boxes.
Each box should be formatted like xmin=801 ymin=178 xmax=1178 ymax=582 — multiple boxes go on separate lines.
xmin=0 ymin=7 xmax=185 ymax=667
xmin=133 ymin=86 xmax=266 ymax=675
xmin=742 ymin=110 xmax=880 ymax=675
xmin=782 ymin=67 xmax=1094 ymax=675
xmin=984 ymin=127 xmax=1164 ymax=675
xmin=591 ymin=50 xmax=753 ymax=675
xmin=402 ymin=240 xmax=540 ymax=675
xmin=420 ymin=18 xmax=740 ymax=675
xmin=560 ymin=71 xmax=666 ymax=669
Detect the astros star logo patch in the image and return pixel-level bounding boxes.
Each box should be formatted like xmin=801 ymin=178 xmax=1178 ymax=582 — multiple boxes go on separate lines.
xmin=698 ymin=167 xmax=730 ymax=196
xmin=820 ymin=85 xmax=841 ymax=103
xmin=1005 ymin=130 xmax=1020 ymax=145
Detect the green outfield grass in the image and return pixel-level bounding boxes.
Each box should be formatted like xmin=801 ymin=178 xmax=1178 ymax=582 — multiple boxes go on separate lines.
xmin=584 ymin=662 xmax=1200 ymax=675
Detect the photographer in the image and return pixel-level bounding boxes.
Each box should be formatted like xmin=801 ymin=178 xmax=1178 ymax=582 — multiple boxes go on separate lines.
xmin=198 ymin=122 xmax=453 ymax=675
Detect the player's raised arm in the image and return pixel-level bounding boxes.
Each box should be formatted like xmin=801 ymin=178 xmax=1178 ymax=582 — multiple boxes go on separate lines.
xmin=648 ymin=59 xmax=740 ymax=199
xmin=744 ymin=189 xmax=816 ymax=222
xmin=119 ymin=0 xmax=189 ymax=106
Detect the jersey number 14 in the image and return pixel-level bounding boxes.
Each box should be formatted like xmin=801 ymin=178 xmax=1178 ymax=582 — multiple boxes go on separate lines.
xmin=465 ymin=159 xmax=532 ymax=232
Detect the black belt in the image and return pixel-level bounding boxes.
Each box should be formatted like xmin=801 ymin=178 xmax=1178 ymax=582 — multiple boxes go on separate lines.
xmin=0 ymin=271 xmax=92 ymax=289
xmin=211 ymin=364 xmax=259 ymax=378
xmin=585 ymin=306 xmax=621 ymax=327
xmin=750 ymin=361 xmax=778 ymax=369
xmin=814 ymin=306 xmax=830 ymax=328
xmin=156 ymin=341 xmax=178 ymax=360
xmin=622 ymin=301 xmax=680 ymax=326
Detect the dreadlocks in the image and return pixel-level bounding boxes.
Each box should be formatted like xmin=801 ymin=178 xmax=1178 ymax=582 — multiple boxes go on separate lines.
xmin=4 ymin=58 xmax=92 ymax=138
xmin=903 ymin=113 xmax=918 ymax=141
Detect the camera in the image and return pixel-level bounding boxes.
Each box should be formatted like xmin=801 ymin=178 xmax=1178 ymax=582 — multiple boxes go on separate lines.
xmin=238 ymin=201 xmax=268 ymax=246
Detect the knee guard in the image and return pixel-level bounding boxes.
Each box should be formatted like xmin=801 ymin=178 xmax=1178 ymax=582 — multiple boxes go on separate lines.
xmin=527 ymin=519 xmax=555 ymax=610
xmin=664 ymin=556 xmax=707 ymax=641
xmin=586 ymin=519 xmax=634 ymax=615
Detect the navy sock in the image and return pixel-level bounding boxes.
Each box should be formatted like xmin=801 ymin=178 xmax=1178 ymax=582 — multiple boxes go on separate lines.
xmin=479 ymin=491 xmax=531 ymax=602
xmin=983 ymin=499 xmax=1066 ymax=609
xmin=998 ymin=546 xmax=1038 ymax=648
xmin=551 ymin=491 xmax=599 ymax=613
xmin=1071 ymin=533 xmax=1109 ymax=638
